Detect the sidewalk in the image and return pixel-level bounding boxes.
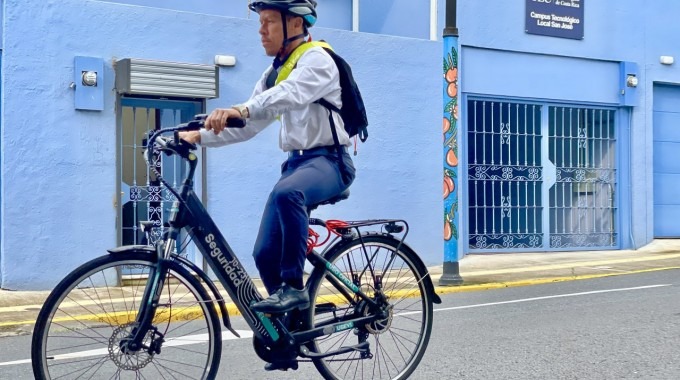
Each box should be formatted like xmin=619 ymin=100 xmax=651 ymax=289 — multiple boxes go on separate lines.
xmin=431 ymin=238 xmax=680 ymax=290
xmin=1 ymin=239 xmax=679 ymax=335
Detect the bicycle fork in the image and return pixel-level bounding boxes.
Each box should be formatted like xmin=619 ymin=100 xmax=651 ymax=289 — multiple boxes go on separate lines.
xmin=119 ymin=239 xmax=175 ymax=355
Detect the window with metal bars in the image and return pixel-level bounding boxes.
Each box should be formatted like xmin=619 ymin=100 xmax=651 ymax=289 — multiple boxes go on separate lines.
xmin=467 ymin=99 xmax=617 ymax=251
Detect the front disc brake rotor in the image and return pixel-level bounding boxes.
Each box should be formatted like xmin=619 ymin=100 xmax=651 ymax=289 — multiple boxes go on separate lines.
xmin=109 ymin=323 xmax=155 ymax=370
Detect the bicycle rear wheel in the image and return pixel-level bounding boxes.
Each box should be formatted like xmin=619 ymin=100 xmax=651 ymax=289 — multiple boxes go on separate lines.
xmin=31 ymin=252 xmax=221 ymax=380
xmin=306 ymin=234 xmax=434 ymax=380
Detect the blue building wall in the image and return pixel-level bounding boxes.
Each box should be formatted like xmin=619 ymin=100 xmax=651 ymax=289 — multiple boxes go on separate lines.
xmin=99 ymin=0 xmax=353 ymax=29
xmin=0 ymin=0 xmax=440 ymax=289
xmin=456 ymin=0 xmax=680 ymax=249
xmin=103 ymin=0 xmax=434 ymax=39
xmin=2 ymin=0 xmax=680 ymax=289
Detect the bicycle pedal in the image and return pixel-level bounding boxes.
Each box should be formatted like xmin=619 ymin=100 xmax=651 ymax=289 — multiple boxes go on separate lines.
xmin=264 ymin=360 xmax=299 ymax=371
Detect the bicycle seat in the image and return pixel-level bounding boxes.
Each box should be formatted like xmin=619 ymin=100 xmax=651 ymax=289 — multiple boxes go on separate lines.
xmin=308 ymin=189 xmax=350 ymax=213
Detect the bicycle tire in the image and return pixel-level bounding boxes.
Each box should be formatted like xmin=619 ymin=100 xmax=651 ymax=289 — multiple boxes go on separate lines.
xmin=31 ymin=252 xmax=222 ymax=380
xmin=305 ymin=234 xmax=434 ymax=380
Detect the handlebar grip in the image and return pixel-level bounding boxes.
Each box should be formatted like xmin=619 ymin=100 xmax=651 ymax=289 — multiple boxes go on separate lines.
xmin=226 ymin=117 xmax=246 ymax=128
xmin=176 ymin=114 xmax=247 ymax=132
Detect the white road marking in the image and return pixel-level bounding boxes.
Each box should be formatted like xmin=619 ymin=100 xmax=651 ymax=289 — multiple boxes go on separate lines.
xmin=0 ymin=330 xmax=253 ymax=367
xmin=2 ymin=284 xmax=672 ymax=367
xmin=429 ymin=284 xmax=672 ymax=314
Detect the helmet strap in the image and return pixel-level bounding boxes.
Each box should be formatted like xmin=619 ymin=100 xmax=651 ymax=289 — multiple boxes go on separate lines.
xmin=272 ymin=12 xmax=306 ymax=69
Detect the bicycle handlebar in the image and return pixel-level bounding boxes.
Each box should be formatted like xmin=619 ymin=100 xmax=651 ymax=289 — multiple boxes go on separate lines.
xmin=146 ymin=114 xmax=246 ymax=159
xmin=142 ymin=113 xmax=246 ymax=204
xmin=176 ymin=113 xmax=246 ymax=132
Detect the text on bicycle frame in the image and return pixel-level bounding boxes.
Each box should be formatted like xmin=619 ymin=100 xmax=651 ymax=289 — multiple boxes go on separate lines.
xmin=205 ymin=233 xmax=248 ymax=287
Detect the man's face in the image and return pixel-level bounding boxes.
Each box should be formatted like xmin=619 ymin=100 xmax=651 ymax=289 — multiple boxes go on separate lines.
xmin=258 ymin=9 xmax=303 ymax=56
xmin=259 ymin=9 xmax=285 ymax=56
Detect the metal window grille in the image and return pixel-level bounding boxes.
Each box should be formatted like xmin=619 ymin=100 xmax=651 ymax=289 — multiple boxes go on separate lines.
xmin=467 ymin=100 xmax=617 ymax=251
xmin=121 ymin=106 xmax=181 ymax=247
xmin=468 ymin=101 xmax=544 ymax=249
xmin=548 ymin=106 xmax=617 ymax=248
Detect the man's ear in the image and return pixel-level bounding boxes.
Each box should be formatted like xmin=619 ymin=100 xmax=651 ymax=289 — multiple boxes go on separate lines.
xmin=292 ymin=16 xmax=304 ymax=32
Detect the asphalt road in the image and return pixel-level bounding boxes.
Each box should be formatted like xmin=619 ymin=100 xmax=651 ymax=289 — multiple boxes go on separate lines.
xmin=1 ymin=269 xmax=678 ymax=379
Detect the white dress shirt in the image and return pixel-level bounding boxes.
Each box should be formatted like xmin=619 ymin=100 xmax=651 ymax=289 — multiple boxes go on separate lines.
xmin=199 ymin=46 xmax=351 ymax=152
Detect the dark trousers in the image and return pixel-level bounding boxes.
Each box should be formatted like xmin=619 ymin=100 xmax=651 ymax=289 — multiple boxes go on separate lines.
xmin=253 ymin=149 xmax=355 ymax=294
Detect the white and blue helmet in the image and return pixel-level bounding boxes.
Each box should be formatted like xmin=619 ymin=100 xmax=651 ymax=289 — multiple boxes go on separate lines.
xmin=249 ymin=0 xmax=318 ymax=27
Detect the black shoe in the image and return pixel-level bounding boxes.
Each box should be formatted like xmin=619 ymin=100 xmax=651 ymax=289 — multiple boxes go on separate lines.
xmin=264 ymin=359 xmax=299 ymax=371
xmin=251 ymin=283 xmax=310 ymax=314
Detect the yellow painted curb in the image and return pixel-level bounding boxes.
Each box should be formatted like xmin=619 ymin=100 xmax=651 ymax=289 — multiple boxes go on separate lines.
xmin=432 ymin=266 xmax=680 ymax=295
xmin=1 ymin=266 xmax=678 ymax=328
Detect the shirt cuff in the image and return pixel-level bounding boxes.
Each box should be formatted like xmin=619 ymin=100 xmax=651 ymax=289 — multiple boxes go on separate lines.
xmin=242 ymin=99 xmax=260 ymax=119
xmin=198 ymin=129 xmax=223 ymax=147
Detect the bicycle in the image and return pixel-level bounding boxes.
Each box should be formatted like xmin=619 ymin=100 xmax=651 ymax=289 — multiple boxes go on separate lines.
xmin=31 ymin=114 xmax=442 ymax=379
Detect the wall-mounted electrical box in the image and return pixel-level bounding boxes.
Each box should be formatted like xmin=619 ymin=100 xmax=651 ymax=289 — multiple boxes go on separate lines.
xmin=619 ymin=61 xmax=638 ymax=107
xmin=74 ymin=56 xmax=105 ymax=111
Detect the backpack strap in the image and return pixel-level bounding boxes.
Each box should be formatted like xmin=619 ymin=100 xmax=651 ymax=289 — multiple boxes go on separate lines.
xmin=275 ymin=42 xmax=351 ymax=176
xmin=276 ymin=41 xmax=332 ymax=85
xmin=275 ymin=41 xmax=339 ymax=136
xmin=323 ymin=101 xmax=352 ymax=183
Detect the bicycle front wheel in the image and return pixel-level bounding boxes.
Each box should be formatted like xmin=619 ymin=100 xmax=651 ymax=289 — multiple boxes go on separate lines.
xmin=306 ymin=234 xmax=434 ymax=380
xmin=31 ymin=252 xmax=222 ymax=380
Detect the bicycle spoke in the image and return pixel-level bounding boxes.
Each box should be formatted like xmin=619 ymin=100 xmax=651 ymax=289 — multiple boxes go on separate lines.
xmin=309 ymin=236 xmax=433 ymax=379
xmin=85 ymin=277 xmax=121 ymax=325
xmin=82 ymin=355 xmax=110 ymax=380
xmin=152 ymin=359 xmax=202 ymax=379
xmin=52 ymin=357 xmax=106 ymax=380
xmin=151 ymin=361 xmax=176 ymax=380
xmin=48 ymin=310 xmax=110 ymax=342
xmin=165 ymin=344 xmax=211 ymax=356
xmin=49 ymin=355 xmax=109 ymax=368
xmin=35 ymin=256 xmax=219 ymax=380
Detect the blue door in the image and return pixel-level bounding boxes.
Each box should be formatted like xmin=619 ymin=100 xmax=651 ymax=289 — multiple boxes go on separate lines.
xmin=653 ymin=84 xmax=680 ymax=237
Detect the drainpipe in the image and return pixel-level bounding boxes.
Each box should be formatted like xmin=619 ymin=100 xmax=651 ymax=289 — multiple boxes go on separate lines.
xmin=440 ymin=0 xmax=463 ymax=286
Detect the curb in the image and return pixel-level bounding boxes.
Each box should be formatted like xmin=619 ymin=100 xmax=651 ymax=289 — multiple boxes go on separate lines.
xmin=1 ymin=265 xmax=678 ymax=329
xmin=431 ymin=266 xmax=680 ymax=296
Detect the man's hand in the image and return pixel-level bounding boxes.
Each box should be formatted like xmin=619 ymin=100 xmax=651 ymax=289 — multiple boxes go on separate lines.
xmin=178 ymin=131 xmax=201 ymax=144
xmin=205 ymin=108 xmax=243 ymax=135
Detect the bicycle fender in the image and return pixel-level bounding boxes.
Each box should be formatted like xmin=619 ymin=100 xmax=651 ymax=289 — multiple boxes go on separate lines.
xmin=107 ymin=245 xmax=240 ymax=337
xmin=174 ymin=255 xmax=241 ymax=338
xmin=394 ymin=239 xmax=442 ymax=304
xmin=345 ymin=234 xmax=442 ymax=305
xmin=107 ymin=245 xmax=157 ymax=258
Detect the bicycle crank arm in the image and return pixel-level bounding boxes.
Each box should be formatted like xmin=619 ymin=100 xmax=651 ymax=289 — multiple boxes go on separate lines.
xmin=298 ymin=341 xmax=369 ymax=359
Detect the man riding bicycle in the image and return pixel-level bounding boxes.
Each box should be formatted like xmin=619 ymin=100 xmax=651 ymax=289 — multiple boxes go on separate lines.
xmin=180 ymin=0 xmax=356 ymax=362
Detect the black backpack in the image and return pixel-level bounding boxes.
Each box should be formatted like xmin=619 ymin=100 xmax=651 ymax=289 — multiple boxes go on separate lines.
xmin=315 ymin=45 xmax=369 ymax=144
xmin=275 ymin=41 xmax=369 ymax=146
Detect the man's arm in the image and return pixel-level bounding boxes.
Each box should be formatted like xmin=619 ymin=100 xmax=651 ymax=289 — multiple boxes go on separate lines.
xmin=196 ymin=68 xmax=278 ymax=147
